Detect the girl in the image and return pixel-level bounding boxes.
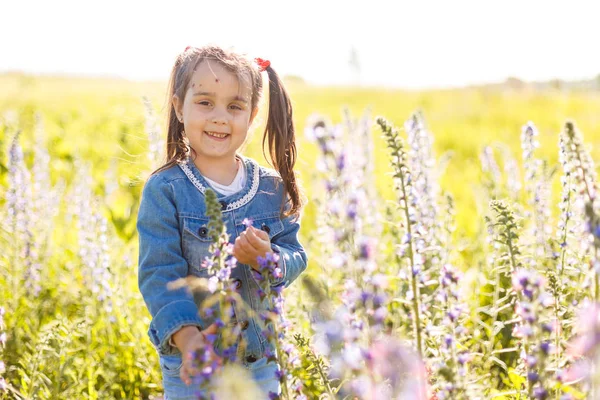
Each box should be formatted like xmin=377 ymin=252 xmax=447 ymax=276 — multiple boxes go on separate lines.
xmin=137 ymin=45 xmax=308 ymax=399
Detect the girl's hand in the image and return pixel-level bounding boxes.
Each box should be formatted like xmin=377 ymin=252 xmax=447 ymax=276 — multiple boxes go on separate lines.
xmin=174 ymin=323 xmax=221 ymax=386
xmin=233 ymin=226 xmax=271 ymax=271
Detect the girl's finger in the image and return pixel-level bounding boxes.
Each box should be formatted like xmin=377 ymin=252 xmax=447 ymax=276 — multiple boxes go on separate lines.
xmin=255 ymin=228 xmax=270 ymax=241
xmin=245 ymin=228 xmax=264 ymax=247
xmin=233 ymin=237 xmax=246 ymax=256
xmin=202 ymin=323 xmax=219 ymax=335
xmin=239 ymin=234 xmax=258 ymax=253
xmin=180 ymin=365 xmax=191 ymax=386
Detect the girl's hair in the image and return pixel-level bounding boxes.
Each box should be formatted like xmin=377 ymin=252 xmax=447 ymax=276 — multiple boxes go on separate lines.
xmin=152 ymin=45 xmax=303 ymax=218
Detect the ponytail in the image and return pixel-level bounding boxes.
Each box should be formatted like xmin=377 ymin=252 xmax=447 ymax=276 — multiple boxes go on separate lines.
xmin=262 ymin=67 xmax=303 ymax=219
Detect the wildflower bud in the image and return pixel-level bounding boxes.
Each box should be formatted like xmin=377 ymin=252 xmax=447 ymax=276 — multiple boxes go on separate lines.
xmin=447 ymin=308 xmax=460 ymax=323
xmin=541 ymin=322 xmax=553 ymax=333
xmin=533 ymin=387 xmax=549 ymax=399
xmin=457 ymin=352 xmax=471 ymax=365
xmin=444 ymin=335 xmax=453 ymax=348
xmin=527 ymin=371 xmax=539 ymax=383
xmin=358 ymin=238 xmax=375 ymax=260
xmin=526 ymin=355 xmax=538 ymax=367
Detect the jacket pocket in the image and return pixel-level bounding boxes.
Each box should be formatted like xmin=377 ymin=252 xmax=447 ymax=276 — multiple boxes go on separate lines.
xmin=159 ymin=353 xmax=183 ymax=377
xmin=181 ymin=216 xmax=213 ymax=274
xmin=243 ymin=214 xmax=284 ymax=240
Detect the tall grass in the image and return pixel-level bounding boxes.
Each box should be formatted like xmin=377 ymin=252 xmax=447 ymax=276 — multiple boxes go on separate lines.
xmin=1 ymin=74 xmax=600 ymax=399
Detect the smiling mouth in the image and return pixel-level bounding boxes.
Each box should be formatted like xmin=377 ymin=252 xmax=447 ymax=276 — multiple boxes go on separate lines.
xmin=204 ymin=131 xmax=230 ymax=139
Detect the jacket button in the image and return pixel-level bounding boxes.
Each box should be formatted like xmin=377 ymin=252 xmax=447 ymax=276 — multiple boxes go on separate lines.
xmin=220 ymin=201 xmax=227 ymax=210
xmin=198 ymin=227 xmax=208 ymax=237
xmin=233 ymin=279 xmax=242 ymax=290
xmin=240 ymin=320 xmax=249 ymax=330
xmin=245 ymin=355 xmax=258 ymax=363
xmin=261 ymin=223 xmax=271 ymax=234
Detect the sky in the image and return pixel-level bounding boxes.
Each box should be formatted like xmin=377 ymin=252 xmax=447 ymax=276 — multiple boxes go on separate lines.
xmin=2 ymin=0 xmax=599 ymax=89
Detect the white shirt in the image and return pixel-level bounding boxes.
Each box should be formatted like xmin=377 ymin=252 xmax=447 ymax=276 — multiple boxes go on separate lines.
xmin=204 ymin=158 xmax=246 ymax=196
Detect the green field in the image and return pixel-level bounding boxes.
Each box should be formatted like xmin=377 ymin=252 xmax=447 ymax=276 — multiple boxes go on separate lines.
xmin=2 ymin=73 xmax=599 ymax=239
xmin=1 ymin=72 xmax=600 ymax=399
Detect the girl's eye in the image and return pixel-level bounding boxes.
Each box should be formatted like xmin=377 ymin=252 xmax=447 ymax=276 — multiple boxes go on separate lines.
xmin=229 ymin=104 xmax=243 ymax=111
xmin=197 ymin=101 xmax=211 ymax=106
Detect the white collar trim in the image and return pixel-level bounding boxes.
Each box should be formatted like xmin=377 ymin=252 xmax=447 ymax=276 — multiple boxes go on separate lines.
xmin=177 ymin=157 xmax=260 ymax=212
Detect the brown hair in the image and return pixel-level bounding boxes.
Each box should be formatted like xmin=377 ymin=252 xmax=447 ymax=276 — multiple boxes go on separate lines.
xmin=152 ymin=45 xmax=303 ymax=218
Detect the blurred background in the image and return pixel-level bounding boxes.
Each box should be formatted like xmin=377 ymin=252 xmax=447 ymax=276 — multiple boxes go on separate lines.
xmin=2 ymin=0 xmax=600 ymax=237
xmin=2 ymin=0 xmax=600 ymax=89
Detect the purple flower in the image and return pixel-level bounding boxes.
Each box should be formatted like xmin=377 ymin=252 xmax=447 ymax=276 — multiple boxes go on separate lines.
xmin=266 ymin=252 xmax=279 ymax=264
xmin=540 ymin=341 xmax=551 ymax=355
xmin=346 ymin=205 xmax=358 ymax=220
xmin=272 ymin=267 xmax=283 ymax=280
xmin=221 ymin=346 xmax=236 ymax=360
xmin=358 ymin=237 xmax=375 ymax=260
xmin=274 ymin=368 xmax=285 ymax=381
xmin=512 ymin=269 xmax=531 ymax=291
xmin=514 ymin=324 xmax=534 ymax=338
xmin=336 ymin=153 xmax=346 ymax=171
xmin=533 ymin=387 xmax=549 ymax=399
xmin=272 ymin=285 xmax=284 ymax=295
xmin=411 ymin=265 xmax=421 ymax=276
xmin=541 ymin=322 xmax=554 ymax=333
xmin=444 ymin=335 xmax=453 ymax=348
xmin=447 ymin=307 xmax=461 ymax=323
xmin=457 ymin=352 xmax=472 ymax=365
xmin=526 ymin=355 xmax=538 ymax=367
xmin=527 ymin=371 xmax=539 ymax=382
xmin=594 ymin=224 xmax=600 ymax=239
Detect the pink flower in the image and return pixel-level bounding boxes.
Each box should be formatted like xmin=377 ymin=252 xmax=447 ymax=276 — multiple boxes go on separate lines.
xmin=568 ymin=303 xmax=600 ymax=358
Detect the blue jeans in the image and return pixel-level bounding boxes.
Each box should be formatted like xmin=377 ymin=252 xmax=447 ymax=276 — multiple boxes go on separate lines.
xmin=160 ymin=354 xmax=280 ymax=400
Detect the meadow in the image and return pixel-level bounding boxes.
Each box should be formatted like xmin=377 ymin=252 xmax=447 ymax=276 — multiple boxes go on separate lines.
xmin=1 ymin=72 xmax=600 ymax=399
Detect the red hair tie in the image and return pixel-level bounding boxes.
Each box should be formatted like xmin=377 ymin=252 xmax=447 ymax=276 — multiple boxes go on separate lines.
xmin=254 ymin=58 xmax=271 ymax=72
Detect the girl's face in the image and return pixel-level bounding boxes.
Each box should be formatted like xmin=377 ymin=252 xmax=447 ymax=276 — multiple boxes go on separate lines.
xmin=173 ymin=60 xmax=257 ymax=163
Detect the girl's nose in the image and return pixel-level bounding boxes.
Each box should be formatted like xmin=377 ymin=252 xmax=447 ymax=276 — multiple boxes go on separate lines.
xmin=211 ymin=107 xmax=230 ymax=125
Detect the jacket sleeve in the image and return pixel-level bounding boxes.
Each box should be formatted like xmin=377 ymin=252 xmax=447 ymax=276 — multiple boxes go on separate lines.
xmin=269 ymin=210 xmax=308 ymax=288
xmin=137 ymin=174 xmax=204 ymax=355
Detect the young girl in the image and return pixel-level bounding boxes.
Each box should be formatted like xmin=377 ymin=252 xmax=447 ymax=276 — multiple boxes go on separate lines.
xmin=137 ymin=45 xmax=308 ymax=399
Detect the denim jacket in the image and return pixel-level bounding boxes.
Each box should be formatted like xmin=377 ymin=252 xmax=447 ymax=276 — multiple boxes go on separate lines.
xmin=137 ymin=155 xmax=308 ymax=362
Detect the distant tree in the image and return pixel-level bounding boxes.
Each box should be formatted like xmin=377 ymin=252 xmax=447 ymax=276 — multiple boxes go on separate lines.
xmin=504 ymin=76 xmax=525 ymax=90
xmin=550 ymin=78 xmax=564 ymax=90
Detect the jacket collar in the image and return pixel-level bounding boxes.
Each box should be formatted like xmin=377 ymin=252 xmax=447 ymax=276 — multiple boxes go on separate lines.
xmin=178 ymin=154 xmax=260 ymax=212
